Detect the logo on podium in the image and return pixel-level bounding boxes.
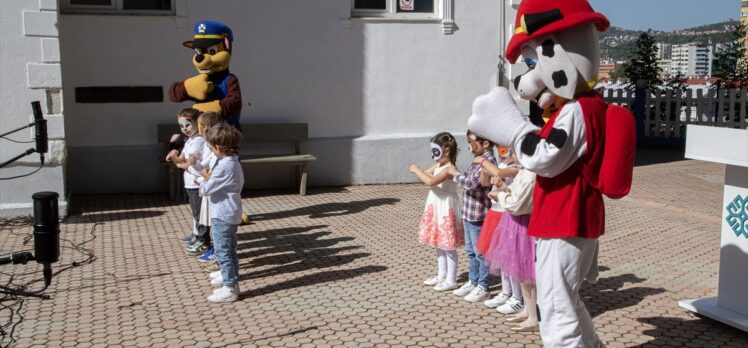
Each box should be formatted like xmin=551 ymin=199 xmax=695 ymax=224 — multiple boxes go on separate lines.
xmin=726 ymin=194 xmax=748 ymax=238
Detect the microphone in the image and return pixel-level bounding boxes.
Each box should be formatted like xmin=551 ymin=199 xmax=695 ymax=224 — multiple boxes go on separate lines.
xmin=32 ymin=192 xmax=60 ymax=287
xmin=32 ymin=101 xmax=48 ymax=163
xmin=0 ymin=251 xmax=34 ymax=266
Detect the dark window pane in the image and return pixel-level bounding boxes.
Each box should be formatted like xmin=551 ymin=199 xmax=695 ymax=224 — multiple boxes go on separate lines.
xmin=354 ymin=0 xmax=386 ymax=10
xmin=70 ymin=0 xmax=112 ymax=5
xmin=123 ymin=0 xmax=171 ymax=10
xmin=397 ymin=0 xmax=434 ymax=13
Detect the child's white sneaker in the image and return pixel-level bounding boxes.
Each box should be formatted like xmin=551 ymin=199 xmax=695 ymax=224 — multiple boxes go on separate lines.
xmin=496 ymin=297 xmax=524 ymax=314
xmin=207 ymin=285 xmax=239 ymax=303
xmin=484 ymin=292 xmax=511 ymax=308
xmin=464 ymin=286 xmax=490 ymax=302
xmin=452 ymin=282 xmax=476 ymax=297
xmin=423 ymin=276 xmax=441 ymax=286
xmin=210 ymin=274 xmax=224 ymax=287
xmin=433 ymin=282 xmax=458 ymax=292
xmin=209 ymin=270 xmax=222 ymax=279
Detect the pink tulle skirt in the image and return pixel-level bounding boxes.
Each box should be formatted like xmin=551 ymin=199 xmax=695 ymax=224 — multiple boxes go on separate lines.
xmin=484 ymin=214 xmax=535 ymax=282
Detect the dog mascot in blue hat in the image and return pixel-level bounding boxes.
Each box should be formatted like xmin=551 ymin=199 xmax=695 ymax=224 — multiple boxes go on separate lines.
xmin=169 ymin=20 xmax=242 ymax=130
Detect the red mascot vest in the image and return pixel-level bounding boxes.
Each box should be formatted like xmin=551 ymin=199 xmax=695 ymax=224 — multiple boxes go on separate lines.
xmin=528 ymin=93 xmax=606 ymax=239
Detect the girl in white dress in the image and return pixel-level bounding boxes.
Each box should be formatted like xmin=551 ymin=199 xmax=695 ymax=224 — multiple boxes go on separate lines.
xmin=409 ymin=132 xmax=464 ymax=291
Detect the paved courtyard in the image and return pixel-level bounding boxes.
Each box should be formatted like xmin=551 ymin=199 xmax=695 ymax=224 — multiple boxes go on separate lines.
xmin=2 ymin=157 xmax=748 ymax=347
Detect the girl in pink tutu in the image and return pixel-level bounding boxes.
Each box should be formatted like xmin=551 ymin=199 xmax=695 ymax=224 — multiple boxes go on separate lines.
xmin=478 ymin=149 xmax=538 ymax=331
xmin=479 ymin=147 xmax=521 ymax=310
xmin=409 ymin=132 xmax=464 ymax=292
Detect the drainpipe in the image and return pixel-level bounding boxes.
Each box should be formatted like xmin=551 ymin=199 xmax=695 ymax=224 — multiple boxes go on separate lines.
xmin=497 ymin=0 xmax=507 ymax=87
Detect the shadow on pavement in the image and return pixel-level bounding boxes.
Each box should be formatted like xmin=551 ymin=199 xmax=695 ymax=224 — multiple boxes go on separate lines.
xmin=582 ymin=273 xmax=666 ymax=318
xmin=65 ymin=210 xmax=165 ymax=224
xmin=243 ymin=186 xmax=350 ymax=198
xmin=236 ymin=223 xmax=381 ymax=295
xmin=239 ymin=265 xmax=387 ymax=299
xmin=631 ymin=316 xmax=748 ymax=347
xmin=249 ymin=198 xmax=399 ymax=221
xmin=635 ymin=145 xmax=686 ymax=167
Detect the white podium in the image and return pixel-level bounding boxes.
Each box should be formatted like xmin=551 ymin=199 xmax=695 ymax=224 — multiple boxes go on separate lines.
xmin=679 ymin=125 xmax=748 ymax=332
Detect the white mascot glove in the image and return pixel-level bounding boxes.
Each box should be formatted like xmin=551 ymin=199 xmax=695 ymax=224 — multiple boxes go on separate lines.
xmin=467 ymin=87 xmax=538 ymax=148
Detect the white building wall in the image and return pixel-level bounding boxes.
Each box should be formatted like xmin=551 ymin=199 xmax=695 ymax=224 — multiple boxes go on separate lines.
xmin=0 ymin=0 xmax=67 ymax=217
xmin=58 ymin=0 xmax=508 ymax=193
xmin=670 ymin=43 xmax=712 ymax=78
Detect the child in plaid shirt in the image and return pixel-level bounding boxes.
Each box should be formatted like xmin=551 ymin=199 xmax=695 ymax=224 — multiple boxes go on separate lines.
xmin=447 ymin=130 xmax=496 ymax=303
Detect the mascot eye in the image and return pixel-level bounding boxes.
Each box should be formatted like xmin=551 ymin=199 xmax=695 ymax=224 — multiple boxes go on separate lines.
xmin=206 ymin=45 xmax=219 ymax=55
xmin=524 ymin=58 xmax=537 ymax=70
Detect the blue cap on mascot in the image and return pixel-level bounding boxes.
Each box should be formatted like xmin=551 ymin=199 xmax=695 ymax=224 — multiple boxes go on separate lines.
xmin=183 ymin=20 xmax=233 ymax=49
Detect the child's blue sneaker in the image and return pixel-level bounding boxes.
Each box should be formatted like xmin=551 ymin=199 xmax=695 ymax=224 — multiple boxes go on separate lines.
xmin=179 ymin=234 xmax=195 ymax=243
xmin=198 ymin=247 xmax=216 ymax=263
xmin=186 ymin=236 xmax=198 ymax=246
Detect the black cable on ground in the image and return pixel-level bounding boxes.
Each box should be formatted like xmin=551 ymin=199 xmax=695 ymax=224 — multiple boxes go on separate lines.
xmin=0 ymin=217 xmax=98 ymax=347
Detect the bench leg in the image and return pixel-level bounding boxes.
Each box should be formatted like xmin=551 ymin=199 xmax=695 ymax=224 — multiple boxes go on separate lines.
xmin=299 ymin=164 xmax=308 ymax=196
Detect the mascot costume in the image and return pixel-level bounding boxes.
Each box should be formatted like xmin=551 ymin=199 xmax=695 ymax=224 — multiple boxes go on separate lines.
xmin=169 ymin=20 xmax=249 ymax=224
xmin=169 ymin=20 xmax=243 ymax=130
xmin=467 ymin=0 xmax=635 ymax=346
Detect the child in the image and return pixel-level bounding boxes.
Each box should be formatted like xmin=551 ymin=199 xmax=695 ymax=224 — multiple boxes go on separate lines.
xmin=479 ymin=147 xmax=521 ymax=310
xmin=446 ymin=131 xmax=496 ymax=303
xmin=186 ymin=112 xmax=222 ymax=264
xmin=201 ymin=124 xmax=245 ymax=303
xmin=166 ymin=108 xmax=208 ymax=252
xmin=480 ymin=149 xmax=538 ymax=331
xmin=476 ymin=145 xmax=515 ymax=256
xmin=409 ymin=132 xmax=464 ymax=292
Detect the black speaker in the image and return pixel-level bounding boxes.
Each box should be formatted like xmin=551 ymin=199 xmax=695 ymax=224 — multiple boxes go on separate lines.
xmin=32 ymin=191 xmax=59 ymax=265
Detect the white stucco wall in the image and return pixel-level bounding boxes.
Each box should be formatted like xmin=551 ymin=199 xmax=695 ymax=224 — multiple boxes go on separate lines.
xmin=58 ymin=0 xmax=512 ymax=193
xmin=0 ymin=0 xmax=67 ymax=217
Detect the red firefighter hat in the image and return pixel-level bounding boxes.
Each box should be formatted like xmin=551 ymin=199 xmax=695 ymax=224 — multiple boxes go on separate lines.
xmin=505 ymin=0 xmax=609 ymax=63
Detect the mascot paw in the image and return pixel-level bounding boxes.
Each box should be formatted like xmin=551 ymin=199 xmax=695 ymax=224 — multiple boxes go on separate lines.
xmin=184 ymin=74 xmax=214 ymax=100
xmin=467 ymin=87 xmax=537 ymax=148
xmin=193 ymin=100 xmax=222 ymax=115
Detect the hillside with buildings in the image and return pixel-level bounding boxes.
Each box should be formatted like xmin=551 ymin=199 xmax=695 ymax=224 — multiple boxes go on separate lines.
xmin=600 ymin=20 xmax=738 ymax=62
xmin=598 ymin=20 xmax=742 ymax=82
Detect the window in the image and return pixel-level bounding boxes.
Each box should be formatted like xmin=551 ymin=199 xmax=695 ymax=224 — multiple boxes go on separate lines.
xmin=352 ymin=0 xmax=438 ymax=19
xmin=63 ymin=0 xmax=175 ymax=15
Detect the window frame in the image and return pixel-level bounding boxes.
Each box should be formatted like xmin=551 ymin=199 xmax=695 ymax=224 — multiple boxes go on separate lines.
xmin=351 ymin=0 xmax=440 ymax=20
xmin=62 ymin=0 xmax=176 ymax=16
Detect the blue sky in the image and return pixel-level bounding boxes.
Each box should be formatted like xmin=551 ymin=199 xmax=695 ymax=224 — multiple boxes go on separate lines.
xmin=588 ymin=0 xmax=739 ymax=31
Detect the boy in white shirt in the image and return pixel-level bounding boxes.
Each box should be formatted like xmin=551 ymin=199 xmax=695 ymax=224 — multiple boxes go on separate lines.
xmin=166 ymin=108 xmax=210 ymax=254
xmin=201 ymin=124 xmax=245 ymax=303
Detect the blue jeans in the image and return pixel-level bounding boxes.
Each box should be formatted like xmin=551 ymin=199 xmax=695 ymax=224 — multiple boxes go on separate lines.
xmin=464 ymin=220 xmax=489 ymax=290
xmin=211 ymin=218 xmax=239 ymax=288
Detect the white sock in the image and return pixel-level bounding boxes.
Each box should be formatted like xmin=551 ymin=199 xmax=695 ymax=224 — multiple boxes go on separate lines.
xmin=436 ymin=249 xmax=447 ymax=282
xmin=445 ymin=249 xmax=458 ymax=284
xmin=501 ymin=269 xmax=512 ymax=296
xmin=511 ymin=276 xmax=523 ymax=301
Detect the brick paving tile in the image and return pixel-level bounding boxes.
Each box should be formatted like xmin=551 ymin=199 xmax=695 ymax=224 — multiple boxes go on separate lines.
xmin=2 ymin=159 xmax=748 ymax=347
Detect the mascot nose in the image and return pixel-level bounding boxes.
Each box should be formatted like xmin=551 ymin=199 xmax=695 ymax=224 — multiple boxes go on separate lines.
xmin=513 ymin=75 xmax=522 ymax=91
xmin=195 ymin=54 xmax=205 ymax=63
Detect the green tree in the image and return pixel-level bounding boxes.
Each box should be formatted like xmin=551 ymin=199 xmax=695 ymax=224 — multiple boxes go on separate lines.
xmin=608 ymin=66 xmax=625 ymax=81
xmin=712 ymin=22 xmax=748 ymax=88
xmin=621 ymin=30 xmax=662 ymax=90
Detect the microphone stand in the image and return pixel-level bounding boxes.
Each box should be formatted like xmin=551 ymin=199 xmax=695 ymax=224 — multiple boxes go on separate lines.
xmin=0 ymin=122 xmax=38 ymax=169
xmin=0 ymin=101 xmax=45 ymax=169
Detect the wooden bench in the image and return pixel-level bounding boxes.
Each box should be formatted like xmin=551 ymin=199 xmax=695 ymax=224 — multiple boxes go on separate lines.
xmin=157 ymin=123 xmax=317 ymax=198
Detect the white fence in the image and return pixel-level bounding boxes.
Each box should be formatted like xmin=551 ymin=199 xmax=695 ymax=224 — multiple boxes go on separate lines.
xmin=602 ymin=88 xmax=748 ymax=138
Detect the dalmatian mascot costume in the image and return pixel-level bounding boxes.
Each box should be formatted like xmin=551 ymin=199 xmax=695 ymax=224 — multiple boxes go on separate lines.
xmin=468 ymin=0 xmax=635 ymax=346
